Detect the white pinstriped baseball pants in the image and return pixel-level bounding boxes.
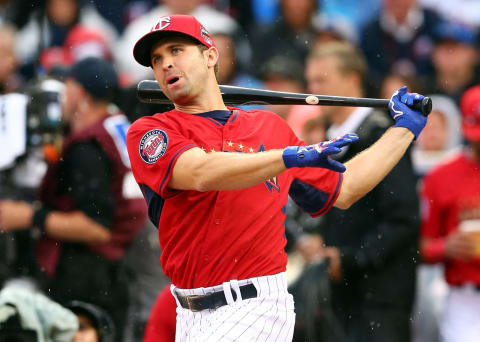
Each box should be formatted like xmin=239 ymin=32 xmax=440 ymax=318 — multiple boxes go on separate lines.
xmin=171 ymin=272 xmax=295 ymax=341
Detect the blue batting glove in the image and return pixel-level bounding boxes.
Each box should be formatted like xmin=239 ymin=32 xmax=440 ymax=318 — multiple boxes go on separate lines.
xmin=389 ymin=86 xmax=427 ymax=139
xmin=282 ymin=133 xmax=359 ymax=172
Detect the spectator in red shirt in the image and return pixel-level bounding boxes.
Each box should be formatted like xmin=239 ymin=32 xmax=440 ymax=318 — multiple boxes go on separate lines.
xmin=142 ymin=286 xmax=176 ymax=342
xmin=420 ymin=85 xmax=480 ymax=342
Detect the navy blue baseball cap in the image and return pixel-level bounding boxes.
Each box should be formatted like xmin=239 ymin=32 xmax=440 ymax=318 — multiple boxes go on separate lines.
xmin=69 ymin=57 xmax=118 ymax=101
xmin=66 ymin=300 xmax=115 ymax=342
xmin=433 ymin=21 xmax=478 ymax=46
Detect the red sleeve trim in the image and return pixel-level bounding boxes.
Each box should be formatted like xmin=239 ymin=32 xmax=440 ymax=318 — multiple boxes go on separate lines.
xmin=421 ymin=238 xmax=447 ymax=263
xmin=311 ymin=172 xmax=343 ymax=217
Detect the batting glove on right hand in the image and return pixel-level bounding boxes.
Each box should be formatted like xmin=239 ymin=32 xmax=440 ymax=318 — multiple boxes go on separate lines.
xmin=282 ymin=133 xmax=359 ymax=172
xmin=389 ymin=86 xmax=427 ymax=139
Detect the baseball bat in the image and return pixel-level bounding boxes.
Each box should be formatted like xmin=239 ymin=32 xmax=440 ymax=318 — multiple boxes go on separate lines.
xmin=137 ymin=80 xmax=432 ymax=116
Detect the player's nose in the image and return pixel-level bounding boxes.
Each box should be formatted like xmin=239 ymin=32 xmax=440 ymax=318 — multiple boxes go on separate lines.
xmin=162 ymin=56 xmax=174 ymax=71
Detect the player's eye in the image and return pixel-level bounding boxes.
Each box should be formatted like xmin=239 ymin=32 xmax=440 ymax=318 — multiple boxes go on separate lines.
xmin=151 ymin=56 xmax=161 ymax=65
xmin=172 ymin=47 xmax=182 ymax=54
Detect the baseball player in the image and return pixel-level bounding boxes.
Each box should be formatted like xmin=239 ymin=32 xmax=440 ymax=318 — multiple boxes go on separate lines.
xmin=126 ymin=14 xmax=427 ymax=341
xmin=420 ymin=85 xmax=480 ymax=342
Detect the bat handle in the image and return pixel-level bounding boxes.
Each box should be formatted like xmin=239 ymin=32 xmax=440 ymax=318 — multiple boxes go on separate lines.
xmin=412 ymin=97 xmax=432 ymax=116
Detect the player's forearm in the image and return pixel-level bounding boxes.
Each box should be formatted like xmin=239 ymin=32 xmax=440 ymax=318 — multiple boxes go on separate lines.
xmin=193 ymin=150 xmax=287 ymax=191
xmin=44 ymin=211 xmax=111 ymax=243
xmin=335 ymin=127 xmax=414 ymax=208
xmin=171 ymin=149 xmax=287 ymax=191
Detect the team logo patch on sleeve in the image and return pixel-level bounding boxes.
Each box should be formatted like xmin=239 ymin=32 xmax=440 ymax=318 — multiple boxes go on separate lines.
xmin=139 ymin=129 xmax=168 ymax=164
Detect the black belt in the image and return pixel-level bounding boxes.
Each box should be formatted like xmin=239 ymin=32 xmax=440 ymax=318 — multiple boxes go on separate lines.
xmin=176 ymin=283 xmax=258 ymax=312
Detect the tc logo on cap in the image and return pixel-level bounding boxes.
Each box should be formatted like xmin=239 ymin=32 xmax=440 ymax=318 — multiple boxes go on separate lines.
xmin=152 ymin=16 xmax=171 ymax=32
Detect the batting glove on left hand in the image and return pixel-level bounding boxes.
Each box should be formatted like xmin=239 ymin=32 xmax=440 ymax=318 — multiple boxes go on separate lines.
xmin=389 ymin=86 xmax=427 ymax=139
xmin=282 ymin=133 xmax=359 ymax=172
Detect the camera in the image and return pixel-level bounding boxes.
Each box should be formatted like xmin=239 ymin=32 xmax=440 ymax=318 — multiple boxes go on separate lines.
xmin=0 ymin=304 xmax=37 ymax=342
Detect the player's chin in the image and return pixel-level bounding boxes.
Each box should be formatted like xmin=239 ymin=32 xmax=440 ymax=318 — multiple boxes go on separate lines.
xmin=170 ymin=89 xmax=194 ymax=105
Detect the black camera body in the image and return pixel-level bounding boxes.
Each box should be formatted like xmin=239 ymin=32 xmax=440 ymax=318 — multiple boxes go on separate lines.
xmin=25 ymin=77 xmax=65 ymax=149
xmin=0 ymin=304 xmax=37 ymax=342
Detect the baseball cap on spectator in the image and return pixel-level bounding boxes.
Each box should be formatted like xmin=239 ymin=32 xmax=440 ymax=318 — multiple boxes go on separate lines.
xmin=133 ymin=14 xmax=216 ymax=67
xmin=68 ymin=57 xmax=118 ymax=102
xmin=40 ymin=25 xmax=111 ymax=73
xmin=433 ymin=21 xmax=478 ymax=45
xmin=65 ymin=25 xmax=112 ymax=63
xmin=460 ymin=85 xmax=480 ymax=141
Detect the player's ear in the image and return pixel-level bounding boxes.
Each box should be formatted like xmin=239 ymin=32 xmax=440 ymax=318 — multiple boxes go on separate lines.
xmin=206 ymin=47 xmax=219 ymax=69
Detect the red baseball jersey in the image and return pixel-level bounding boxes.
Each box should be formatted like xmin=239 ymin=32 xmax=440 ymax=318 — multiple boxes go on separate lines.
xmin=420 ymin=152 xmax=480 ymax=285
xmin=126 ymin=108 xmax=342 ymax=288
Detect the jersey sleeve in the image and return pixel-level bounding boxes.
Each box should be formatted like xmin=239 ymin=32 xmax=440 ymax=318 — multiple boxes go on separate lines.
xmin=289 ymin=168 xmax=343 ymax=217
xmin=126 ymin=117 xmax=197 ymax=198
xmin=282 ymin=119 xmax=343 ymax=217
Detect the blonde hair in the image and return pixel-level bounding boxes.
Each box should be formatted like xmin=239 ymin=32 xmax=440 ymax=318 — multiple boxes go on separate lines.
xmin=308 ymin=41 xmax=367 ymax=84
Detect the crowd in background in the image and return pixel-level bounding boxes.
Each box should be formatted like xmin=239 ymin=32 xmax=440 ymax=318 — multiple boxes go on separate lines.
xmin=0 ymin=0 xmax=479 ymax=341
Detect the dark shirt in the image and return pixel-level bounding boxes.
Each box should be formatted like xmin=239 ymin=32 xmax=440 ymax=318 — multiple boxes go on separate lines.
xmin=360 ymin=8 xmax=441 ymax=93
xmin=321 ymin=110 xmax=419 ymax=333
xmin=60 ymin=141 xmax=114 ymax=228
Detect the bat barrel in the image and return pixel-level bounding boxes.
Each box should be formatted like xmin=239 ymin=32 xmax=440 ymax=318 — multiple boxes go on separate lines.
xmin=220 ymin=86 xmax=390 ymax=107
